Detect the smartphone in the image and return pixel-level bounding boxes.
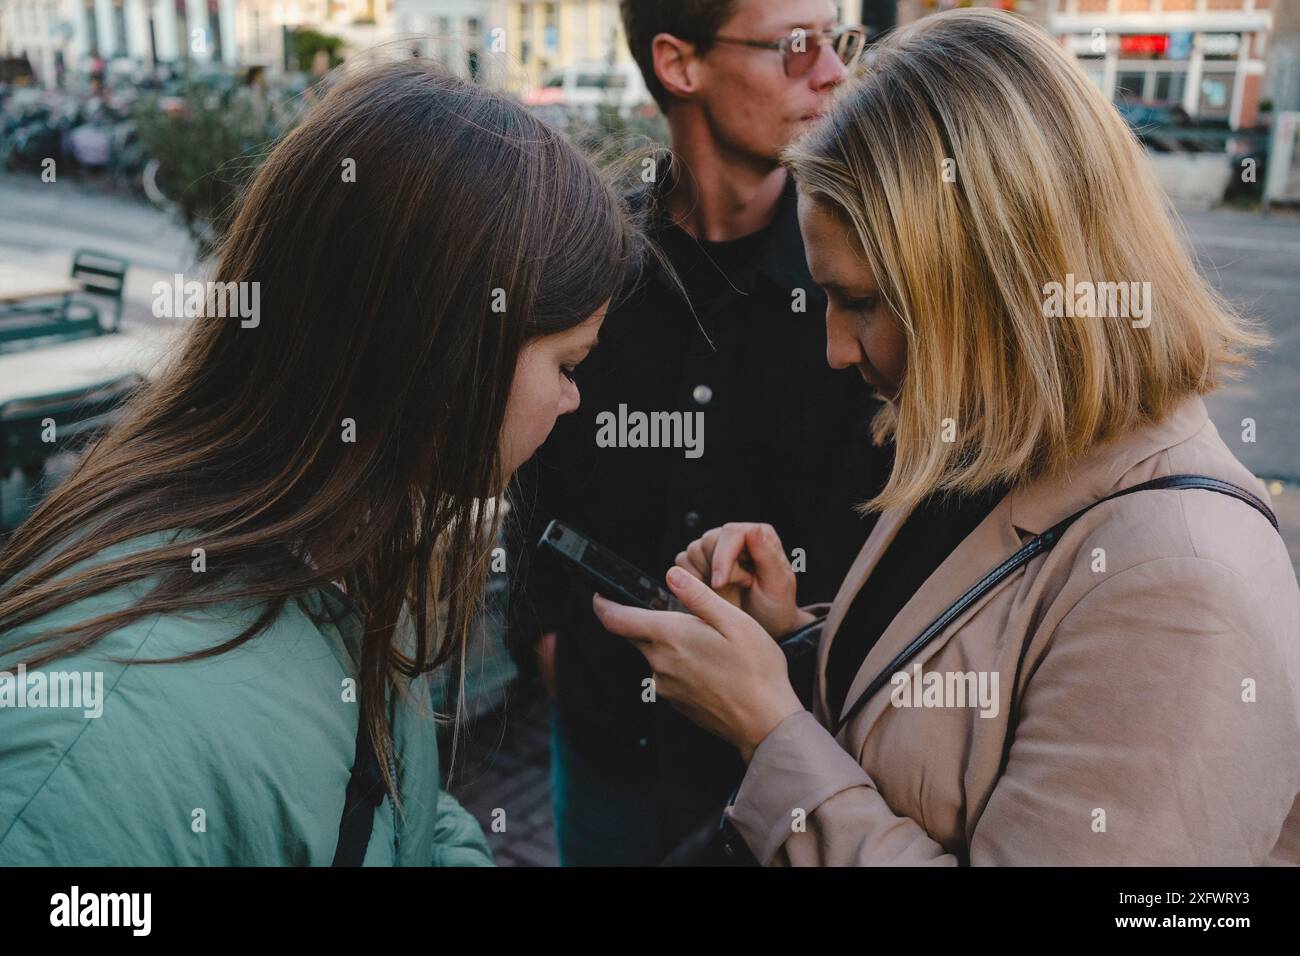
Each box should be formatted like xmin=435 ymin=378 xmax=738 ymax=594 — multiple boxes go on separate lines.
xmin=538 ymin=520 xmax=686 ymax=612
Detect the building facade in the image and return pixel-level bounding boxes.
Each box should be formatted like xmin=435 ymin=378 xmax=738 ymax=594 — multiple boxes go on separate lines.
xmin=1 ymin=0 xmax=258 ymax=84
xmin=390 ymin=0 xmax=489 ymax=80
xmin=1048 ymin=0 xmax=1274 ymax=128
xmin=13 ymin=0 xmax=1272 ymax=128
xmin=898 ymin=0 xmax=1051 ymax=26
xmin=491 ymin=1 xmax=628 ymax=91
xmin=0 ymin=0 xmax=420 ymax=86
xmin=0 ymin=0 xmax=1018 ymax=94
xmin=896 ymin=0 xmax=1273 ymax=129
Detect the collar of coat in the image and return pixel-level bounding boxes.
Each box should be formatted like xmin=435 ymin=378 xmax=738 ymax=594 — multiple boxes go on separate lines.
xmin=623 ymin=155 xmax=813 ymax=297
xmin=1008 ymin=393 xmax=1221 ymax=535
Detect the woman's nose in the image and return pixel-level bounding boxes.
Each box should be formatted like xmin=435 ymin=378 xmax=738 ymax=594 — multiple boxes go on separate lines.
xmin=560 ymin=384 xmax=581 ymax=416
xmin=825 ymin=311 xmax=862 ymax=370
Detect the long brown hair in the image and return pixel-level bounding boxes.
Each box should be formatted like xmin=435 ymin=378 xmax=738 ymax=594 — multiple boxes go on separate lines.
xmin=0 ymin=59 xmax=641 ymax=803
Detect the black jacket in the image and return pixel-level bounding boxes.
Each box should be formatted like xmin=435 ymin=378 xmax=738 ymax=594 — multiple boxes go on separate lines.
xmin=507 ymin=174 xmax=891 ymax=852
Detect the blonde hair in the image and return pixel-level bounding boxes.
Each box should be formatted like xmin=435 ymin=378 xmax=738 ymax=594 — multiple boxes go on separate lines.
xmin=784 ymin=9 xmax=1265 ymax=514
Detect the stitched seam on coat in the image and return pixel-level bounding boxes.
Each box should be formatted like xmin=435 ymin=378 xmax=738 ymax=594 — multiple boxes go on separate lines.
xmin=1048 ymin=552 xmax=1257 ymax=636
xmin=0 ymin=612 xmax=165 ymax=852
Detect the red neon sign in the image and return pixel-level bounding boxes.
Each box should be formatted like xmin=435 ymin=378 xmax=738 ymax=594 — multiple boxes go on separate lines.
xmin=1120 ymin=34 xmax=1170 ymax=55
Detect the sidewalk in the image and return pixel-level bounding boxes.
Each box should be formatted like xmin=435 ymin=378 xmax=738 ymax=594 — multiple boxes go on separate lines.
xmin=1270 ymin=481 xmax=1300 ymax=572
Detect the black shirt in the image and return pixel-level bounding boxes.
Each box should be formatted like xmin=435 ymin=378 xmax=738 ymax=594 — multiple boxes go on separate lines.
xmin=655 ymin=216 xmax=778 ymax=328
xmin=825 ymin=480 xmax=1011 ymax=722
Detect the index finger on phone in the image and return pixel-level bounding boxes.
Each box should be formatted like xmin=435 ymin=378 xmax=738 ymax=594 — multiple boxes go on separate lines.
xmin=710 ymin=524 xmax=751 ymax=588
xmin=592 ymin=592 xmax=690 ymax=645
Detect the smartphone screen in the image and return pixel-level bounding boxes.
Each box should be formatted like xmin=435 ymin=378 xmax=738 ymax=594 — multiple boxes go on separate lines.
xmin=539 ymin=521 xmax=685 ymax=612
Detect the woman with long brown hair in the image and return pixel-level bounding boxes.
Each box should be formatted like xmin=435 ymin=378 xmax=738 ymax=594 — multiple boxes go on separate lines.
xmin=0 ymin=59 xmax=639 ymax=865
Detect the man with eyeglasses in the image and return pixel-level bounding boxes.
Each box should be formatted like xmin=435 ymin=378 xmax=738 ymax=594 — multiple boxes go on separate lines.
xmin=509 ymin=0 xmax=890 ymax=866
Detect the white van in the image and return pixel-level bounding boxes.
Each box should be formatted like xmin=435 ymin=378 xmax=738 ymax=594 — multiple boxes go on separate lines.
xmin=522 ymin=61 xmax=652 ymax=120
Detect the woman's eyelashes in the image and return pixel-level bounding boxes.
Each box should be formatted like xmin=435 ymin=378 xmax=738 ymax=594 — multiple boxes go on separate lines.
xmin=841 ymin=293 xmax=878 ymax=313
xmin=561 ymin=342 xmax=599 ymax=381
xmin=824 ymin=285 xmax=879 ymax=315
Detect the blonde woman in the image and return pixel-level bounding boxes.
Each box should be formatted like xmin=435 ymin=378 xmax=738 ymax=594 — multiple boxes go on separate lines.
xmin=594 ymin=9 xmax=1300 ymax=865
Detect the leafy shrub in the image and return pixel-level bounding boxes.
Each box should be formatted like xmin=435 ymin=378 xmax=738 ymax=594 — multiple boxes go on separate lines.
xmin=131 ymin=76 xmax=308 ymax=256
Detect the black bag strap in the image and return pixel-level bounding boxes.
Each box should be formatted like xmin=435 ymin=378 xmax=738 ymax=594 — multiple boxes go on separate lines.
xmin=331 ymin=710 xmax=387 ymax=866
xmin=829 ymin=474 xmax=1278 ymax=738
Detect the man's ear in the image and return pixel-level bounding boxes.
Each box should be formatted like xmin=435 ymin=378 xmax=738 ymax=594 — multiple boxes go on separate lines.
xmin=651 ymin=32 xmax=702 ymax=105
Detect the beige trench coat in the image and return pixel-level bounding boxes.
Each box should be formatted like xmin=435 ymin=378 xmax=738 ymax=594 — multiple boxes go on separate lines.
xmin=725 ymin=396 xmax=1300 ymax=865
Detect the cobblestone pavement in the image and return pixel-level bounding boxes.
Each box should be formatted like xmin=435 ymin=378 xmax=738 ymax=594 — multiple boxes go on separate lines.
xmin=444 ymin=679 xmax=558 ymax=867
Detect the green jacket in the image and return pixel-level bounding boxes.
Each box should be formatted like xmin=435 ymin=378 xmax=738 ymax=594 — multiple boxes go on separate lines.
xmin=0 ymin=529 xmax=494 ymax=866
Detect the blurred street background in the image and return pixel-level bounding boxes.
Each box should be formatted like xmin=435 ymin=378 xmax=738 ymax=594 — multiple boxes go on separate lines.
xmin=2 ymin=0 xmax=1299 ymax=866
xmin=2 ymin=174 xmax=1297 ymax=508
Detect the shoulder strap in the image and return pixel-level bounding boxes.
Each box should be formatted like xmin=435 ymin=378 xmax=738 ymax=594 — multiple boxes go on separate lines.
xmin=332 ymin=710 xmax=387 ymax=866
xmin=829 ymin=474 xmax=1278 ymax=738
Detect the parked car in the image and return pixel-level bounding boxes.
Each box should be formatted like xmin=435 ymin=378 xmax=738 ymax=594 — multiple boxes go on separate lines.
xmin=1115 ymin=98 xmax=1185 ymax=131
xmin=522 ymin=61 xmax=651 ymax=121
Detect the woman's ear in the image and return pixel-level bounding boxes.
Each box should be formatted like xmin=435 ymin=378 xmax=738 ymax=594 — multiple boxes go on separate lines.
xmin=651 ymin=32 xmax=701 ymax=104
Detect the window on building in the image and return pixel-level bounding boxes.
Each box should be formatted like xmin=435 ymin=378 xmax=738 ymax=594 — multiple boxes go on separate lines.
xmin=467 ymin=16 xmax=482 ymax=79
xmin=111 ymin=0 xmax=128 ymax=58
xmin=433 ymin=16 xmax=448 ymax=64
xmin=207 ymin=0 xmax=223 ymax=61
xmin=1115 ymin=71 xmax=1147 ymax=100
xmin=518 ymin=3 xmax=531 ymax=63
xmin=1153 ymin=72 xmax=1186 ymax=105
xmin=1198 ymin=73 xmax=1234 ymax=117
xmin=174 ymin=0 xmax=188 ymax=60
xmin=544 ymin=3 xmax=558 ymax=53
xmin=84 ymin=0 xmax=100 ymax=57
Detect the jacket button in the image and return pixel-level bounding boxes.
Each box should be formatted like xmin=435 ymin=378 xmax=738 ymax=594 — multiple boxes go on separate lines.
xmin=692 ymin=384 xmax=713 ymax=405
xmin=684 ymin=511 xmax=701 ymax=530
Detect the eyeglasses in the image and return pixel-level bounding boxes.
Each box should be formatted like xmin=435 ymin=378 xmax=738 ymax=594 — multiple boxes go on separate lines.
xmin=710 ymin=26 xmax=868 ymax=79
